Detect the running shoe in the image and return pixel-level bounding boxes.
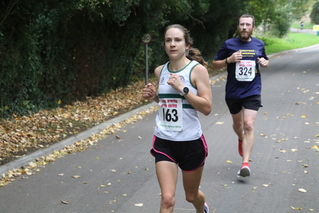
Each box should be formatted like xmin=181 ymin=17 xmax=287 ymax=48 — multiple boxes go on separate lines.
xmin=238 ymin=139 xmax=243 ymax=157
xmin=204 ymin=202 xmax=210 ymax=213
xmin=238 ymin=162 xmax=251 ymax=177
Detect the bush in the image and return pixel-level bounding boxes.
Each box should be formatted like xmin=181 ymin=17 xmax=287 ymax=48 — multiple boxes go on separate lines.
xmin=310 ymin=1 xmax=319 ymax=24
xmin=271 ymin=8 xmax=291 ymax=38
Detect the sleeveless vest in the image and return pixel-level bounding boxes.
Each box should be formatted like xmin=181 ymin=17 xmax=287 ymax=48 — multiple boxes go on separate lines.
xmin=154 ymin=60 xmax=202 ymax=141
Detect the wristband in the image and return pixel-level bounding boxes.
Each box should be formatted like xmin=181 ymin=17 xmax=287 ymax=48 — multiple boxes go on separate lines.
xmin=225 ymin=58 xmax=229 ymax=64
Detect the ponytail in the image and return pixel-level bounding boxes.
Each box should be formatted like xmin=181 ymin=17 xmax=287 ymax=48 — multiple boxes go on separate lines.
xmin=187 ymin=47 xmax=208 ymax=68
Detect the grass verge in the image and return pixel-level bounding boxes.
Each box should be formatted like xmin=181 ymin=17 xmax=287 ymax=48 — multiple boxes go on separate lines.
xmin=260 ymin=32 xmax=319 ymax=55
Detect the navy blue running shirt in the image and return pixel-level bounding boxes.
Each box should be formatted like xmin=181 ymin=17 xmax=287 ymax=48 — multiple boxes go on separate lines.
xmin=214 ymin=37 xmax=268 ymax=99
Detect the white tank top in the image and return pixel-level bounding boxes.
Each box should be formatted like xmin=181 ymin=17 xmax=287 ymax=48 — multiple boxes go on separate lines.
xmin=154 ymin=60 xmax=202 ymax=141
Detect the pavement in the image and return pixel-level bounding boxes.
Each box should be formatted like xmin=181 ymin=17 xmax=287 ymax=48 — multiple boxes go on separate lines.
xmin=0 ymin=43 xmax=318 ymax=212
xmin=290 ymin=27 xmax=317 ymax=35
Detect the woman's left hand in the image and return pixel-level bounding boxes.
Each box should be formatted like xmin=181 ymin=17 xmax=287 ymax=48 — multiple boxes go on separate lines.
xmin=167 ymin=73 xmax=183 ymax=92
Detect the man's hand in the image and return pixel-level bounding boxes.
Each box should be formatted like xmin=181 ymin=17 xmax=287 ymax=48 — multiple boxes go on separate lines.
xmin=257 ymin=57 xmax=269 ymax=67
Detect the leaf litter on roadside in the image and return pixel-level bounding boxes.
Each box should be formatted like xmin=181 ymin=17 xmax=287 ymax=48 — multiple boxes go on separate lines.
xmin=1 ymin=73 xmax=189 ymax=185
xmin=0 ymin=67 xmax=225 ymax=169
xmin=1 ymin=72 xmax=227 ymax=186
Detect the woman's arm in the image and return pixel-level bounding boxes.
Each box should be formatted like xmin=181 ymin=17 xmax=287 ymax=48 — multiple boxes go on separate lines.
xmin=167 ymin=64 xmax=212 ymax=116
xmin=142 ymin=65 xmax=162 ymax=103
xmin=187 ymin=64 xmax=212 ymax=116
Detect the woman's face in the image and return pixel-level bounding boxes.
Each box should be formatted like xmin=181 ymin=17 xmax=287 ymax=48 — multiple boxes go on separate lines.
xmin=164 ymin=28 xmax=189 ymax=60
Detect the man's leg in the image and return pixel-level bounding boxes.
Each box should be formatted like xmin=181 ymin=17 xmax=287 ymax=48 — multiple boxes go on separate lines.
xmin=231 ymin=109 xmax=244 ymax=141
xmin=241 ymin=108 xmax=258 ymax=162
xmin=232 ymin=108 xmax=258 ymax=176
xmin=231 ymin=108 xmax=257 ymax=162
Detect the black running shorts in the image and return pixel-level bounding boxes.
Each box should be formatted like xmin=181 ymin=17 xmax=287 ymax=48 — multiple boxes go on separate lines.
xmin=150 ymin=135 xmax=208 ymax=172
xmin=226 ymin=95 xmax=262 ymax=114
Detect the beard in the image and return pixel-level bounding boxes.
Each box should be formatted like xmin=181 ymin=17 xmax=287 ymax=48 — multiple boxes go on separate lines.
xmin=239 ymin=30 xmax=252 ymax=41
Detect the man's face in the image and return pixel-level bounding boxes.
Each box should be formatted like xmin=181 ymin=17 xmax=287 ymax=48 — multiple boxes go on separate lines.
xmin=238 ymin=17 xmax=255 ymax=41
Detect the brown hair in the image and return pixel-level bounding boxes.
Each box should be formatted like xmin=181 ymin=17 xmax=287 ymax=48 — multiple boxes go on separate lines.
xmin=187 ymin=47 xmax=208 ymax=68
xmin=164 ymin=24 xmax=207 ymax=67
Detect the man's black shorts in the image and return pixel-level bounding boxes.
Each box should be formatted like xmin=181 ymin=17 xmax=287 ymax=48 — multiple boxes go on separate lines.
xmin=150 ymin=135 xmax=208 ymax=172
xmin=226 ymin=95 xmax=262 ymax=114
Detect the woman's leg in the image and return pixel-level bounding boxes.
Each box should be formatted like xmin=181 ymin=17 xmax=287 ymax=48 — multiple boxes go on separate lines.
xmin=156 ymin=161 xmax=179 ymax=213
xmin=182 ymin=166 xmax=206 ymax=213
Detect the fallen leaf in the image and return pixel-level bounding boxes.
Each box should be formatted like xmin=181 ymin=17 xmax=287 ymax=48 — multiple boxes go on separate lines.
xmin=61 ymin=200 xmax=69 ymax=204
xmin=135 ymin=203 xmax=143 ymax=207
xmin=215 ymin=122 xmax=224 ymax=125
xmin=312 ymin=145 xmax=319 ymax=152
xmin=291 ymin=206 xmax=302 ymax=210
xmin=298 ymin=188 xmax=307 ymax=193
xmin=226 ymin=160 xmax=233 ymax=163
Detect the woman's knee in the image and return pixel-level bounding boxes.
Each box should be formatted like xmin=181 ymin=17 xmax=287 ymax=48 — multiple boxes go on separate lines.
xmin=185 ymin=191 xmax=198 ymax=203
xmin=161 ymin=193 xmax=175 ymax=209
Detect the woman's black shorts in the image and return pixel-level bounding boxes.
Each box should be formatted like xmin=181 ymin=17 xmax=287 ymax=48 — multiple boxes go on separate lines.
xmin=150 ymin=135 xmax=208 ymax=172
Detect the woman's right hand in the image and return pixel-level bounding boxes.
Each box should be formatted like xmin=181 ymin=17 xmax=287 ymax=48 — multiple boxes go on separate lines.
xmin=142 ymin=83 xmax=156 ymax=100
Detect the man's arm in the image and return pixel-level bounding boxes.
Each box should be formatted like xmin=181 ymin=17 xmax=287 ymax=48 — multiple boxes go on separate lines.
xmin=212 ymin=50 xmax=242 ymax=71
xmin=211 ymin=58 xmax=228 ymax=71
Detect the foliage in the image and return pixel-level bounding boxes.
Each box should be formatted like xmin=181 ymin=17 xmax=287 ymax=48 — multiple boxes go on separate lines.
xmin=310 ymin=1 xmax=319 ymax=24
xmin=247 ymin=0 xmax=312 ymax=35
xmin=271 ymin=7 xmax=292 ymax=38
xmin=288 ymin=0 xmax=313 ymax=20
xmin=0 ymin=0 xmax=314 ymax=119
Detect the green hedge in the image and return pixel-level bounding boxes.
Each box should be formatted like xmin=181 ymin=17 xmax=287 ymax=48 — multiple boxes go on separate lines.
xmin=0 ymin=0 xmax=247 ymax=118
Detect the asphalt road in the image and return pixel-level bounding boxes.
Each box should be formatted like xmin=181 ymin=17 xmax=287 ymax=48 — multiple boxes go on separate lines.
xmin=0 ymin=45 xmax=318 ymax=213
xmin=290 ymin=27 xmax=317 ymax=35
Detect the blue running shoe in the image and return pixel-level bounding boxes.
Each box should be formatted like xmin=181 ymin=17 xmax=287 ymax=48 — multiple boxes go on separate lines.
xmin=204 ymin=202 xmax=210 ymax=213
